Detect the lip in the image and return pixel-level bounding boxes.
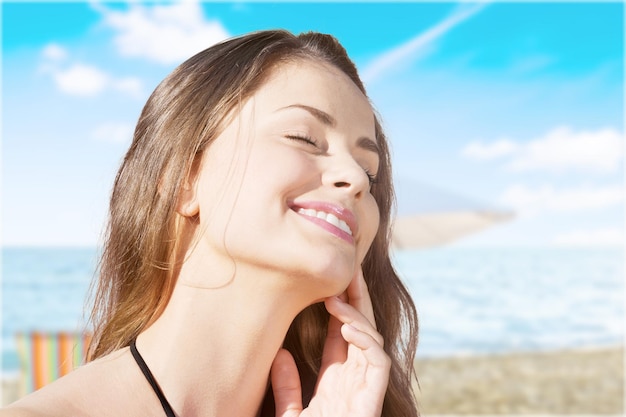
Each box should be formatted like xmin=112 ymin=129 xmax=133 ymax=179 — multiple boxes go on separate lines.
xmin=288 ymin=200 xmax=358 ymax=244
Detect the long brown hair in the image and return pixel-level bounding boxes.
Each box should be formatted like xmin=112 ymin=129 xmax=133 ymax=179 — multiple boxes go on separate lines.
xmin=87 ymin=30 xmax=419 ymax=416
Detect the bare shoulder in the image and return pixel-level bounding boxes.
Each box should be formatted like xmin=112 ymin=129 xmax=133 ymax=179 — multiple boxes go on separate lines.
xmin=2 ymin=347 xmax=143 ymax=417
xmin=0 ymin=405 xmax=54 ymax=417
xmin=1 ymin=373 xmax=86 ymax=417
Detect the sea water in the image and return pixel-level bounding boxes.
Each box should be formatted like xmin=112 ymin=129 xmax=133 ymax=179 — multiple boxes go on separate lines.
xmin=396 ymin=246 xmax=624 ymax=357
xmin=1 ymin=246 xmax=623 ymax=372
xmin=2 ymin=248 xmax=97 ymax=373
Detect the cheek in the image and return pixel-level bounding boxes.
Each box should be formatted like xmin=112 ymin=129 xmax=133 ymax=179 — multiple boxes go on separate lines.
xmin=246 ymin=146 xmax=318 ymax=191
xmin=222 ymin=146 xmax=318 ymax=228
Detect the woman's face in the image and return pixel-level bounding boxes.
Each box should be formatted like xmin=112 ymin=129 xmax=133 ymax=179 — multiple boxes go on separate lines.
xmin=184 ymin=60 xmax=380 ymax=298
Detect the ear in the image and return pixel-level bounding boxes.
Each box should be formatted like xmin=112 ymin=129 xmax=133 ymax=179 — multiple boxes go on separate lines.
xmin=176 ymin=184 xmax=199 ymax=217
xmin=175 ymin=157 xmax=202 ymax=218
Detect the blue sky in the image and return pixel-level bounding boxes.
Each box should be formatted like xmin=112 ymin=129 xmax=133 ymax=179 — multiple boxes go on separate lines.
xmin=2 ymin=1 xmax=623 ymax=247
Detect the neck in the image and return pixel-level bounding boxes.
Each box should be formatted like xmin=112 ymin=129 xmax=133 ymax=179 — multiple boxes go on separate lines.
xmin=136 ymin=257 xmax=313 ymax=417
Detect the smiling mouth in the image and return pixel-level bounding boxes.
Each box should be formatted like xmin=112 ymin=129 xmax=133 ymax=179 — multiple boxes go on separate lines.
xmin=296 ymin=208 xmax=353 ymax=236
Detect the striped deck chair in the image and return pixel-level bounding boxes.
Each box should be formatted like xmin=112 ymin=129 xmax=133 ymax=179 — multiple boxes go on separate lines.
xmin=15 ymin=332 xmax=92 ymax=395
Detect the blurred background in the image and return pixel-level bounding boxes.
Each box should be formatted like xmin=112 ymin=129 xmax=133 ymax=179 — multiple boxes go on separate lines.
xmin=2 ymin=1 xmax=623 ymax=413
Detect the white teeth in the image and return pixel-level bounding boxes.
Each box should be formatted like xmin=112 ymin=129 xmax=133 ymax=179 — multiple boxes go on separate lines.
xmin=337 ymin=219 xmax=352 ymax=235
xmin=296 ymin=208 xmax=353 ymax=236
xmin=326 ymin=213 xmax=340 ymax=228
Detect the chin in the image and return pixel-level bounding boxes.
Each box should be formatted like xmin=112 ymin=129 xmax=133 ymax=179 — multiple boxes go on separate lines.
xmin=293 ymin=256 xmax=355 ymax=297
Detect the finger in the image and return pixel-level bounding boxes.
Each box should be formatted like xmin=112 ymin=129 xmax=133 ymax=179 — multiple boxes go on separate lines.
xmin=337 ymin=288 xmax=348 ymax=303
xmin=347 ymin=268 xmax=376 ymax=328
xmin=271 ymin=349 xmax=303 ymax=417
xmin=341 ymin=323 xmax=391 ymax=370
xmin=325 ymin=296 xmax=384 ymax=347
xmin=320 ymin=311 xmax=348 ymax=370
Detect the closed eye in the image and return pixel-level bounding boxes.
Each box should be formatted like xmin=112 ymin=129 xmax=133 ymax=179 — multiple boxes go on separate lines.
xmin=286 ymin=133 xmax=377 ymax=187
xmin=285 ymin=134 xmax=320 ymax=148
xmin=364 ymin=169 xmax=377 ymax=186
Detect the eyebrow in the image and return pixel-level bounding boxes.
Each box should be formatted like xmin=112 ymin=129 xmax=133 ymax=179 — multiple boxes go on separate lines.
xmin=279 ymin=104 xmax=380 ymax=156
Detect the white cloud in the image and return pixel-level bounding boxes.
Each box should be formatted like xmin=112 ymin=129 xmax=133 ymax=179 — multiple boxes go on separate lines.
xmin=94 ymin=1 xmax=230 ymax=65
xmin=552 ymin=227 xmax=623 ymax=246
xmin=53 ymin=64 xmax=109 ymax=96
xmin=42 ymin=43 xmax=69 ymax=61
xmin=39 ymin=43 xmax=144 ymax=98
xmin=361 ymin=3 xmax=486 ymax=83
xmin=47 ymin=62 xmax=143 ymax=98
xmin=499 ymin=183 xmax=623 ymax=217
xmin=92 ymin=122 xmax=135 ymax=144
xmin=39 ymin=43 xmax=70 ymax=74
xmin=508 ymin=126 xmax=623 ymax=174
xmin=463 ymin=126 xmax=623 ymax=174
xmin=461 ymin=139 xmax=519 ymax=160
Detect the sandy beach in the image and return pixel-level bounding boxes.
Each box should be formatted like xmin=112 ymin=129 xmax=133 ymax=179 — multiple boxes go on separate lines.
xmin=3 ymin=346 xmax=623 ymax=413
xmin=415 ymin=346 xmax=624 ymax=415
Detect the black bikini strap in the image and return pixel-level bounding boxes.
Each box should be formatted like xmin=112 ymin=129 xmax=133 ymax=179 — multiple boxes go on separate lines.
xmin=129 ymin=339 xmax=176 ymax=417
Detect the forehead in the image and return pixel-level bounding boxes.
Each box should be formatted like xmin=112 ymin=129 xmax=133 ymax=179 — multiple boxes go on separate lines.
xmin=251 ymin=60 xmax=376 ymax=137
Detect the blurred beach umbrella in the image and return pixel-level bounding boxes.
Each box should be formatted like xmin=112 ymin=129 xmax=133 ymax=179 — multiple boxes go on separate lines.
xmin=392 ymin=178 xmax=515 ymax=249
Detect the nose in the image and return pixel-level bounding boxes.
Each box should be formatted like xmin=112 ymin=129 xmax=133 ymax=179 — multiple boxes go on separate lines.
xmin=322 ymin=154 xmax=371 ymax=198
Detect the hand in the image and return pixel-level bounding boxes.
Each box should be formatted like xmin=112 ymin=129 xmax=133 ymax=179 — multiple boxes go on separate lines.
xmin=271 ymin=269 xmax=391 ymax=416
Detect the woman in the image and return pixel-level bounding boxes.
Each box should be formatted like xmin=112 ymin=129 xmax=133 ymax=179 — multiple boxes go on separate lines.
xmin=4 ymin=30 xmax=418 ymax=417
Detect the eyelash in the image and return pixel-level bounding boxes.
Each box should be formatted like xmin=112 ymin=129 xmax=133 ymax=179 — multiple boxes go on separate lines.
xmin=285 ymin=134 xmax=319 ymax=147
xmin=285 ymin=134 xmax=377 ymax=186
xmin=364 ymin=169 xmax=378 ymax=186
